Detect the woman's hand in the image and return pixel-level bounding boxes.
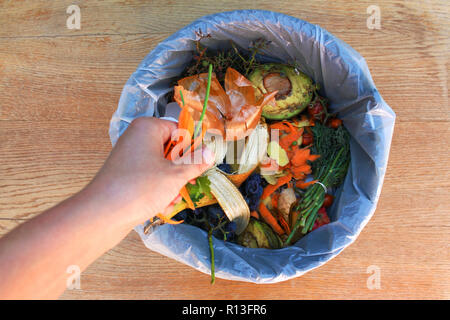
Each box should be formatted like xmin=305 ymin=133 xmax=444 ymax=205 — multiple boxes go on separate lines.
xmin=89 ymin=117 xmax=215 ymax=228
xmin=0 ymin=116 xmax=215 ymax=299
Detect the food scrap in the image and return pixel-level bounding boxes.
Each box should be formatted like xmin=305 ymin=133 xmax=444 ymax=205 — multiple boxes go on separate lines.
xmin=144 ymin=37 xmax=351 ymax=283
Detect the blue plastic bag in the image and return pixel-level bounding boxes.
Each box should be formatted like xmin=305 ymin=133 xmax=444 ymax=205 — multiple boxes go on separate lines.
xmin=109 ymin=10 xmax=395 ymax=283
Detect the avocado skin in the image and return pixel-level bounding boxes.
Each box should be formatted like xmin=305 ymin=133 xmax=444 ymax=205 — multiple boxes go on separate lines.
xmin=237 ymin=218 xmax=282 ymax=249
xmin=249 ymin=64 xmax=315 ymax=120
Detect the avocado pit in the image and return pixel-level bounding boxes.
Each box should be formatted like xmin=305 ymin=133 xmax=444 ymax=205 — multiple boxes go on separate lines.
xmin=263 ymin=72 xmax=292 ymax=100
xmin=248 ymin=63 xmax=315 ymax=120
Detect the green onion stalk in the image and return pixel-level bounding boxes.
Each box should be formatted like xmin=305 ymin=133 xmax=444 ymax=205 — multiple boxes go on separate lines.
xmin=194 ymin=64 xmax=216 ymax=283
xmin=284 ymin=123 xmax=350 ymax=246
xmin=189 ymin=207 xmax=231 ymax=285
xmin=182 ymin=63 xmax=213 ymax=156
xmin=208 ymin=228 xmax=215 ymax=285
xmin=194 ymin=63 xmax=213 ymax=139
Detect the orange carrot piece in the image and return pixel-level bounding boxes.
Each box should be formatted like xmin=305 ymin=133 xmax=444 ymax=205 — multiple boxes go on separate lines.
xmin=294 ymin=172 xmax=306 ymax=180
xmin=290 ymin=148 xmax=310 ymax=166
xmin=165 ymin=106 xmax=196 ymax=160
xmin=179 ymin=185 xmax=195 ymax=210
xmin=295 ymin=180 xmax=318 ymax=189
xmin=269 ymin=122 xmax=290 ymax=131
xmin=308 ymin=154 xmax=321 ymax=162
xmin=271 ymin=192 xmax=280 ymax=209
xmin=261 ymin=173 xmax=292 ymax=199
xmin=259 ymin=203 xmax=285 ymax=235
xmin=250 ymin=210 xmax=260 ymax=219
xmin=291 ymin=164 xmax=312 ymax=175
xmin=164 ymin=140 xmax=174 ymax=158
xmin=282 ymin=120 xmax=296 ymax=133
xmin=178 ymin=106 xmax=195 ymax=138
xmin=279 ymin=129 xmax=302 ymax=151
xmin=292 ymin=172 xmax=307 ymax=180
xmin=278 ymin=214 xmax=291 ymax=234
xmin=189 ymin=123 xmax=207 ymax=153
xmin=157 ymin=213 xmax=184 ymax=225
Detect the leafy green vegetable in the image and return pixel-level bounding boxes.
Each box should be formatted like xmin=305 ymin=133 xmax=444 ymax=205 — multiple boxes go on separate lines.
xmin=186 ymin=176 xmax=212 ymax=204
xmin=285 ymin=123 xmax=350 ymax=245
xmin=311 ymin=123 xmax=351 ymax=188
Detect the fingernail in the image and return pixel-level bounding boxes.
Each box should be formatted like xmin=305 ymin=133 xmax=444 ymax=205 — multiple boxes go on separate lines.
xmin=202 ymin=146 xmax=215 ymax=165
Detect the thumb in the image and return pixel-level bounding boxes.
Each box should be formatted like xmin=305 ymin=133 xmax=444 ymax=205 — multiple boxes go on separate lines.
xmin=177 ymin=146 xmax=216 ymax=182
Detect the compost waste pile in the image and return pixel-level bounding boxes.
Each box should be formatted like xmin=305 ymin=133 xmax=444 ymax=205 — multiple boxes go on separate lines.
xmin=145 ymin=34 xmax=351 ymax=283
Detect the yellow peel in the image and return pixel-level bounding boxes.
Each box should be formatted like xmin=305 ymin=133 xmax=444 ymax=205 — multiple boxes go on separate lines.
xmin=205 ymin=168 xmax=250 ymax=235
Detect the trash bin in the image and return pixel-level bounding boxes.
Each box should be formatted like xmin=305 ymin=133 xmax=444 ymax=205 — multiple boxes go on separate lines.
xmin=109 ymin=10 xmax=395 ymax=283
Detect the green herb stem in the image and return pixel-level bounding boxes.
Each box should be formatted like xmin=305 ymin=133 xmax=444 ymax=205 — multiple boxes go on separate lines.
xmin=208 ymin=228 xmax=215 ymax=285
xmin=303 ymin=209 xmax=319 ymax=233
xmin=193 ymin=63 xmax=213 ymax=139
xmin=179 ymin=89 xmax=185 ymax=106
xmin=284 ymin=124 xmax=350 ymax=246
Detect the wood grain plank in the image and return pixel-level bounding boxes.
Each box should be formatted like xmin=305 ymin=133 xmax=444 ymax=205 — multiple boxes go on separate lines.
xmin=0 ymin=121 xmax=450 ymax=219
xmin=1 ymin=121 xmax=449 ymax=220
xmin=0 ymin=219 xmax=24 ymax=237
xmin=1 ymin=212 xmax=447 ymax=300
xmin=0 ymin=34 xmax=155 ymax=121
xmin=0 ymin=1 xmax=448 ymax=122
xmin=0 ymin=120 xmax=448 ymax=299
xmin=0 ymin=120 xmax=111 ymax=218
xmin=56 ymin=221 xmax=449 ymax=299
xmin=0 ymin=0 xmax=449 ymax=300
xmin=1 ymin=0 xmax=448 ymax=39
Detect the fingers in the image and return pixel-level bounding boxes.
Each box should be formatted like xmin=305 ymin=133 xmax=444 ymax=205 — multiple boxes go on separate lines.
xmin=128 ymin=117 xmax=178 ymax=156
xmin=174 ymin=146 xmax=215 ymax=182
xmin=161 ymin=204 xmax=175 ymax=217
xmin=170 ymin=194 xmax=182 ymax=206
xmin=161 ymin=194 xmax=182 ymax=217
xmin=156 ymin=118 xmax=178 ymax=143
xmin=129 ymin=117 xmax=177 ymax=143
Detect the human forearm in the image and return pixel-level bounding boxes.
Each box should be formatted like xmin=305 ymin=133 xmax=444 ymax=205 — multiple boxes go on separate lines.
xmin=0 ymin=117 xmax=214 ymax=299
xmin=0 ymin=182 xmax=137 ymax=299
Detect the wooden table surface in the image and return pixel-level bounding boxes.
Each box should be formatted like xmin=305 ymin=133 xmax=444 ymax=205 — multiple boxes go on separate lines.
xmin=0 ymin=0 xmax=449 ymax=300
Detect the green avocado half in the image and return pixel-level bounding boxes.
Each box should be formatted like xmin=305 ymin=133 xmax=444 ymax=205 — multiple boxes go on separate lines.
xmin=248 ymin=64 xmax=316 ymax=120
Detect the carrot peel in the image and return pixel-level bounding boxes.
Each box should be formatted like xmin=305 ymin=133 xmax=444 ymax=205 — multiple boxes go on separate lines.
xmin=261 ymin=173 xmax=292 ymax=199
xmin=295 ymin=180 xmax=318 ymax=189
xmin=179 ymin=186 xmax=195 ymax=210
xmin=250 ymin=210 xmax=260 ymax=219
xmin=157 ymin=213 xmax=184 ymax=225
xmin=258 ymin=202 xmax=285 ymax=235
xmin=278 ymin=214 xmax=291 ymax=234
